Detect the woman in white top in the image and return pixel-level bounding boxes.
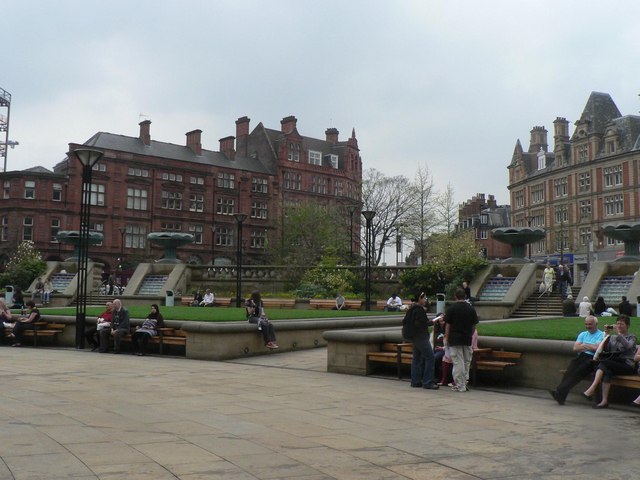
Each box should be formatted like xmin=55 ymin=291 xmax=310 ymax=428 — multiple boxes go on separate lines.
xmin=578 ymin=296 xmax=592 ymax=317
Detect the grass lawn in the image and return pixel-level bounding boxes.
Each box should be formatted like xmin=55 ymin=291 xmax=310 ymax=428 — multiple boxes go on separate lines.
xmin=32 ymin=306 xmax=397 ymax=322
xmin=479 ymin=317 xmax=640 ymax=342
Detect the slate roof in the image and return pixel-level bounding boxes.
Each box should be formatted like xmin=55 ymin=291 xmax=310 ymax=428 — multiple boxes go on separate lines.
xmin=573 ymin=91 xmax=622 ymax=137
xmin=80 ymin=132 xmax=273 ymax=175
xmin=607 ymin=115 xmax=640 ymax=154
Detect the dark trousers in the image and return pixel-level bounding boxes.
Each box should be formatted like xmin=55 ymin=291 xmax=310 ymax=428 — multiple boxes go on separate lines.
xmin=556 ymin=353 xmax=596 ymax=402
xmin=85 ymin=327 xmax=99 ymax=348
xmin=13 ymin=322 xmax=36 ymax=343
xmin=411 ymin=335 xmax=435 ymax=387
xmin=99 ymin=328 xmax=127 ymax=352
xmin=132 ymin=331 xmax=152 ymax=354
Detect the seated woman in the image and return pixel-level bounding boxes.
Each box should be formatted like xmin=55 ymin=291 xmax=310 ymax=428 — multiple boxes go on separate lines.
xmin=578 ymin=297 xmax=592 ymax=317
xmin=131 ymin=304 xmax=164 ymax=356
xmin=246 ymin=290 xmax=278 ymax=349
xmin=11 ymin=300 xmax=40 ymax=347
xmin=583 ymin=315 xmax=637 ymax=408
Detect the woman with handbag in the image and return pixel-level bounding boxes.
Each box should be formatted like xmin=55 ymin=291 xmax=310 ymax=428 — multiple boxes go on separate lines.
xmin=583 ymin=315 xmax=637 ymax=409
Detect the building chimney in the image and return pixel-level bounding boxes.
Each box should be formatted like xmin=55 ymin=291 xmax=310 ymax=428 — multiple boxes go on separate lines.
xmin=280 ymin=115 xmax=297 ymax=134
xmin=325 ymin=128 xmax=339 ymax=144
xmin=219 ymin=136 xmax=235 ymax=160
xmin=139 ymin=120 xmax=151 ymax=146
xmin=553 ymin=117 xmax=569 ymax=142
xmin=235 ymin=116 xmax=250 ymax=157
xmin=528 ymin=126 xmax=548 ymax=153
xmin=186 ymin=129 xmax=202 ymax=156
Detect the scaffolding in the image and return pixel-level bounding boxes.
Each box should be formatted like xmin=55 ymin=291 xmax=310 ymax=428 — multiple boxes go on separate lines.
xmin=0 ymin=87 xmax=11 ymax=172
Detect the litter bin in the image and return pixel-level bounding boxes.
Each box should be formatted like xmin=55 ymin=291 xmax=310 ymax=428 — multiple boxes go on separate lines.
xmin=4 ymin=285 xmax=13 ymax=306
xmin=165 ymin=290 xmax=174 ymax=307
xmin=436 ymin=293 xmax=446 ymax=315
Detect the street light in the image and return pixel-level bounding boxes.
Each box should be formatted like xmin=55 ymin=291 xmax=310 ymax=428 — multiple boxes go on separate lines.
xmin=73 ymin=147 xmax=103 ymax=349
xmin=233 ymin=213 xmax=247 ymax=308
xmin=346 ymin=204 xmax=357 ymax=264
xmin=118 ymin=226 xmax=126 ymax=289
xmin=361 ymin=210 xmax=376 ymax=311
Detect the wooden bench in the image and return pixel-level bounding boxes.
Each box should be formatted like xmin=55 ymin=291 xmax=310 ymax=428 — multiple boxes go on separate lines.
xmin=121 ymin=327 xmax=187 ymax=355
xmin=374 ymin=300 xmax=412 ymax=311
xmin=367 ymin=342 xmax=522 ymax=384
xmin=261 ymin=298 xmax=296 ymax=309
xmin=4 ymin=321 xmax=66 ymax=347
xmin=309 ymin=299 xmax=363 ymax=310
xmin=180 ymin=297 xmax=231 ymax=307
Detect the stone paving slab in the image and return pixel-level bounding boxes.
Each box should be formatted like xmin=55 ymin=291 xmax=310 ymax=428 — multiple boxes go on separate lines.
xmin=0 ymin=346 xmax=639 ymax=479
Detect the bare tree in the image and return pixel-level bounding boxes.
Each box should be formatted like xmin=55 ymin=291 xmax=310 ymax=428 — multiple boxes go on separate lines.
xmin=403 ymin=164 xmax=437 ymax=264
xmin=361 ymin=168 xmax=416 ymax=265
xmin=435 ymin=182 xmax=458 ymax=235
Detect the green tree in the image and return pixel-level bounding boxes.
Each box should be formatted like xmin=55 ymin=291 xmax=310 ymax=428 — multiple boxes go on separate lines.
xmin=0 ymin=241 xmax=47 ymax=290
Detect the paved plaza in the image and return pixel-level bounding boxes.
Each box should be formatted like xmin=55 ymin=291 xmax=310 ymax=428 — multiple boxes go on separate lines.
xmin=1 ymin=346 xmax=639 ymax=480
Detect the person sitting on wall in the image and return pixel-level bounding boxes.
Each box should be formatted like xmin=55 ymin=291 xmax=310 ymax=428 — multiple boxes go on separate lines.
xmin=562 ymin=294 xmax=577 ymax=317
xmin=384 ymin=293 xmax=403 ymax=312
xmin=619 ymin=296 xmax=633 ymax=316
xmin=200 ymin=289 xmax=215 ymax=307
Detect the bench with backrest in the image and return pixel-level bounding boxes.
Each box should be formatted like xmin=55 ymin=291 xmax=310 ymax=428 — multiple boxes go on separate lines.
xmin=4 ymin=321 xmax=66 ymax=347
xmin=366 ymin=342 xmax=522 ymax=384
xmin=120 ymin=326 xmax=186 ymax=355
xmin=180 ymin=296 xmax=231 ymax=307
xmin=261 ymin=298 xmax=296 ymax=309
xmin=309 ymin=299 xmax=363 ymax=310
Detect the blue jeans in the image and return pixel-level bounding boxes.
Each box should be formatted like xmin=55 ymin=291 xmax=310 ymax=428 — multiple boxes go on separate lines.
xmin=411 ymin=335 xmax=435 ymax=387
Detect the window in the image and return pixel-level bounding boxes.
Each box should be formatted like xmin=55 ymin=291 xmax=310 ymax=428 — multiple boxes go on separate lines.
xmin=309 ymin=150 xmax=322 ymax=166
xmin=189 ymin=224 xmax=203 ymax=244
xmin=288 ymin=143 xmax=294 ymax=161
xmin=295 ymin=144 xmax=300 ymax=162
xmin=531 ymin=213 xmax=544 ymax=228
xmin=334 ymin=180 xmax=344 ymax=197
xmin=250 ymin=230 xmax=266 ymax=249
xmin=311 ymin=176 xmax=328 ymax=194
xmin=90 ymin=184 xmax=105 ymax=206
xmin=284 ymin=172 xmax=301 ymax=190
xmin=607 ymin=236 xmax=624 ymax=246
xmin=604 ymin=165 xmax=622 ymax=187
xmin=128 ymin=167 xmax=149 ymax=177
xmin=89 ymin=222 xmax=103 ymax=246
xmin=127 ymin=188 xmax=148 ymax=210
xmin=0 ymin=216 xmax=7 ymax=241
xmin=161 ymin=222 xmax=182 ymax=232
xmin=216 ymin=172 xmax=235 ymax=189
xmin=216 ymin=198 xmax=235 ymax=215
xmin=578 ymin=144 xmax=589 ymax=163
xmin=161 ymin=172 xmax=182 ymax=182
xmin=190 ymin=176 xmax=205 ymax=185
xmin=514 ymin=190 xmax=524 ymax=208
xmin=531 ymin=184 xmax=544 ymax=204
xmin=3 ymin=180 xmax=10 ymax=199
xmin=125 ymin=225 xmax=146 ymax=249
xmin=606 ymin=141 xmax=616 ymax=154
xmin=325 ymin=154 xmax=339 ymax=169
xmin=553 ymin=177 xmax=568 ymax=198
xmin=579 ymin=200 xmax=592 ymax=219
xmin=51 ymin=183 xmax=63 ymax=201
xmin=532 ymin=239 xmax=546 ymax=254
xmin=578 ymin=172 xmax=591 ymax=193
xmin=50 ymin=219 xmax=60 ymax=242
xmin=579 ymin=227 xmax=592 ymax=246
xmin=604 ymin=194 xmax=624 ymax=216
xmin=252 ymin=177 xmax=268 ymax=193
xmin=24 ymin=180 xmax=35 ymax=199
xmin=479 ymin=229 xmax=488 ymax=240
xmin=161 ymin=191 xmax=182 ymax=210
xmin=556 ymin=232 xmax=569 ymax=252
xmin=23 ymin=217 xmax=33 ymax=241
xmin=189 ymin=193 xmax=204 ymax=212
xmin=555 ymin=205 xmax=568 ymax=223
xmin=251 ymin=202 xmax=267 ymax=219
xmin=215 ymin=226 xmax=233 ymax=246
xmin=92 ymin=162 xmax=106 ymax=172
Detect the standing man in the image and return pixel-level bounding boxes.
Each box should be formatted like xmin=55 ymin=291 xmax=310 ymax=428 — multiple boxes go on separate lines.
xmin=99 ymin=299 xmax=130 ymax=353
xmin=444 ymin=288 xmax=479 ymax=392
xmin=549 ymin=315 xmax=604 ymax=405
xmin=557 ymin=265 xmax=571 ymax=299
xmin=403 ymin=293 xmax=439 ymax=390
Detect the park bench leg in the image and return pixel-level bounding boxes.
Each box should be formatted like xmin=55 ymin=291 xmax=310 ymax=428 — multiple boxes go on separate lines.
xmin=396 ymin=344 xmax=402 ymax=379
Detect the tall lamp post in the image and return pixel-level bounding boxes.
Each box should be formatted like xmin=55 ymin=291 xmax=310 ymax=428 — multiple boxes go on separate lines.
xmin=73 ymin=147 xmax=103 ymax=349
xmin=361 ymin=210 xmax=376 ymax=311
xmin=233 ymin=213 xmax=247 ymax=308
xmin=210 ymin=225 xmax=216 ymax=266
xmin=347 ymin=204 xmax=357 ymax=264
xmin=118 ymin=226 xmax=126 ymax=288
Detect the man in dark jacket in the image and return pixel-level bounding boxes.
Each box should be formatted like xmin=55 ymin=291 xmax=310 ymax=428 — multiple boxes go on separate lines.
xmin=619 ymin=296 xmax=633 ymax=316
xmin=99 ymin=299 xmax=130 ymax=353
xmin=405 ymin=293 xmax=439 ymax=390
xmin=444 ymin=288 xmax=478 ymax=392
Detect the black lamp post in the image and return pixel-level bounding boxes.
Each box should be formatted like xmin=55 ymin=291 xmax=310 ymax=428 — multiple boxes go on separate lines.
xmin=210 ymin=225 xmax=216 ymax=265
xmin=525 ymin=215 xmax=532 ymax=260
xmin=73 ymin=147 xmax=103 ymax=349
xmin=347 ymin=204 xmax=356 ymax=264
xmin=362 ymin=210 xmax=376 ymax=311
xmin=233 ymin=213 xmax=247 ymax=308
xmin=118 ymin=226 xmax=126 ymax=287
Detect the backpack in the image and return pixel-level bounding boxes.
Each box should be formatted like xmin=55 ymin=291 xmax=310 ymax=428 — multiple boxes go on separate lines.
xmin=401 ymin=306 xmax=416 ymax=339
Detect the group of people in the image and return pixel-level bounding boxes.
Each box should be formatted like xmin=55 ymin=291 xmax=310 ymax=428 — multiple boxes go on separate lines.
xmin=1 ymin=299 xmax=41 ymax=347
xmin=191 ymin=289 xmax=216 ymax=307
xmin=541 ymin=263 xmax=573 ymax=298
xmin=563 ymin=295 xmax=629 ymax=317
xmin=30 ymin=277 xmax=53 ymax=305
xmin=402 ymin=288 xmax=478 ymax=392
xmin=550 ymin=314 xmax=640 ymax=409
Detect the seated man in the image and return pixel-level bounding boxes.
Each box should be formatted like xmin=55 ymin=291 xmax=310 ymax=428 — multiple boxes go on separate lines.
xmin=549 ymin=315 xmax=604 ymax=405
xmin=333 ymin=293 xmax=347 ymax=310
xmin=384 ymin=293 xmax=403 ymax=312
xmin=200 ymin=289 xmax=215 ymax=307
xmin=619 ymin=296 xmax=633 ymax=316
xmin=562 ymin=294 xmax=577 ymax=317
xmin=99 ymin=299 xmax=130 ymax=353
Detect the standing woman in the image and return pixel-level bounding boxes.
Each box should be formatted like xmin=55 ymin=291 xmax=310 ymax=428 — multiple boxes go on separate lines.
xmin=131 ymin=304 xmax=164 ymax=356
xmin=583 ymin=315 xmax=637 ymax=408
xmin=543 ymin=263 xmax=555 ymax=293
xmin=246 ymin=290 xmax=279 ymax=349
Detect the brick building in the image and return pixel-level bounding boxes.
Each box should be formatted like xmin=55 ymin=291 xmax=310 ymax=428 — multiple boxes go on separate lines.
xmin=0 ymin=115 xmax=362 ymax=270
xmin=508 ymin=91 xmax=640 ymax=274
xmin=457 ymin=193 xmax=511 ymax=260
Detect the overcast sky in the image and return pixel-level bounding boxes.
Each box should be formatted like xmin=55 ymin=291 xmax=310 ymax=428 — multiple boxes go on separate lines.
xmin=2 ymin=0 xmax=640 ymax=208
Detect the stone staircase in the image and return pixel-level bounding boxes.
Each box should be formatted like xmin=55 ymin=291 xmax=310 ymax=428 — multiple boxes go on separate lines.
xmin=510 ymin=286 xmax=579 ymax=318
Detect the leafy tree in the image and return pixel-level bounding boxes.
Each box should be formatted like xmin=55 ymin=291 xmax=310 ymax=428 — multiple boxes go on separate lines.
xmin=0 ymin=241 xmax=47 ymax=290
